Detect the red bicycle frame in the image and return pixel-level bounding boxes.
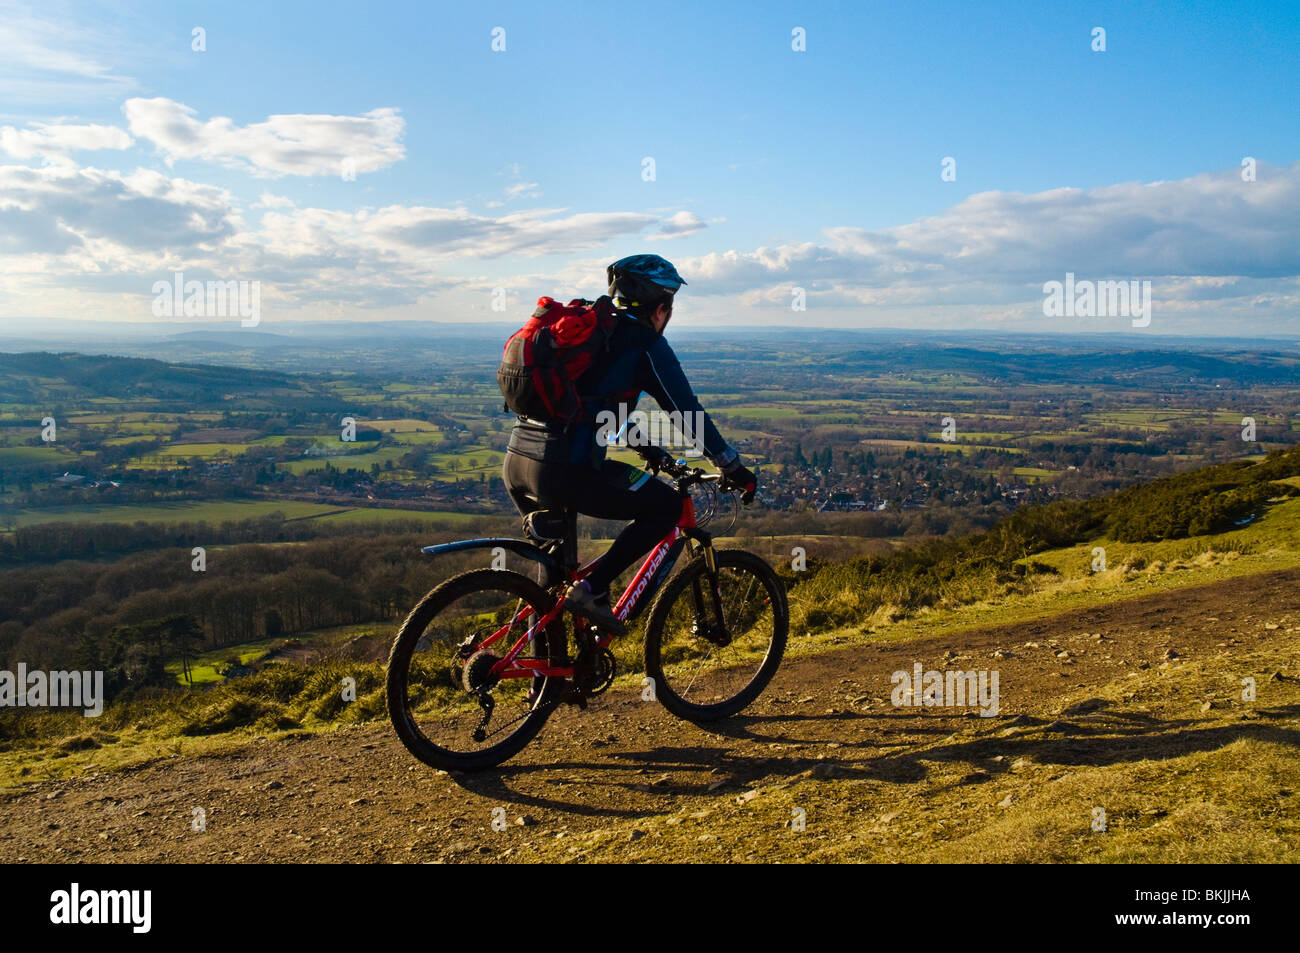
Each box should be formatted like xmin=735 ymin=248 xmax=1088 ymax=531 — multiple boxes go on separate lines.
xmin=479 ymin=494 xmax=700 ymax=681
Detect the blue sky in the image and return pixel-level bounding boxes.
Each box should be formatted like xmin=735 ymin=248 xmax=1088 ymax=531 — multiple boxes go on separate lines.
xmin=1 ymin=0 xmax=1297 ymax=334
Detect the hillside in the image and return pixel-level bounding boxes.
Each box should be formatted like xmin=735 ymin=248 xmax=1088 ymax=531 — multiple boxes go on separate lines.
xmin=0 ymin=352 xmax=319 ymax=405
xmin=3 ymin=447 xmax=1300 ymax=860
xmin=0 ymin=563 xmax=1296 ymax=863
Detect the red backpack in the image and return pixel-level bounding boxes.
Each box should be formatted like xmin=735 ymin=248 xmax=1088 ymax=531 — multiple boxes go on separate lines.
xmin=497 ymin=295 xmax=619 ymax=424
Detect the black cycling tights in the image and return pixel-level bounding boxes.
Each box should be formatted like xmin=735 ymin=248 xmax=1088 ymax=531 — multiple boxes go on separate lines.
xmin=502 ymin=451 xmax=680 ymax=596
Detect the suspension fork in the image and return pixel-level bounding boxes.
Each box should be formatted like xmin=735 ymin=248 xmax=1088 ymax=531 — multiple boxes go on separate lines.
xmin=688 ymin=535 xmax=730 ymax=646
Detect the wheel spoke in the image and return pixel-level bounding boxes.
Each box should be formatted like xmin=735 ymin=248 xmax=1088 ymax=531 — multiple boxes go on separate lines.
xmin=680 ymin=643 xmax=716 ymax=696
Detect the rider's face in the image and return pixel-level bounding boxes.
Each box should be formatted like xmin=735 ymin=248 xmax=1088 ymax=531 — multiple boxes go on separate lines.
xmin=651 ymin=302 xmax=672 ymax=334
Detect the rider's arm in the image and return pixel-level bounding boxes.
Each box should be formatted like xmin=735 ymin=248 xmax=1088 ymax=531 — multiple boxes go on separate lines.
xmin=639 ymin=336 xmax=739 ymax=469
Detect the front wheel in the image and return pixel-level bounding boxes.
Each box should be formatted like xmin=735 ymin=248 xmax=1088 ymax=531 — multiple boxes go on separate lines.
xmin=643 ymin=548 xmax=788 ymax=721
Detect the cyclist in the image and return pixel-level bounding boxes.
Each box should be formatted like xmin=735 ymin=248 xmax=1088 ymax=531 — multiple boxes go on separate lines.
xmin=502 ymin=253 xmax=757 ymax=635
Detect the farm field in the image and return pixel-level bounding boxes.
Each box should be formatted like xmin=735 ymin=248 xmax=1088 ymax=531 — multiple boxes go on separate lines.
xmin=3 ymin=499 xmax=480 ymax=529
xmin=3 ymin=339 xmax=1297 ymax=559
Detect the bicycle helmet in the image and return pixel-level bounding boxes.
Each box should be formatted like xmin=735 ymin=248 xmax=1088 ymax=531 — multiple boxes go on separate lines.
xmin=606 ymin=254 xmax=687 ymax=318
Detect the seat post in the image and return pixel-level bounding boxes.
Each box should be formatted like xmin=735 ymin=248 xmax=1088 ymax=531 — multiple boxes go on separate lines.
xmin=562 ymin=507 xmax=579 ymax=573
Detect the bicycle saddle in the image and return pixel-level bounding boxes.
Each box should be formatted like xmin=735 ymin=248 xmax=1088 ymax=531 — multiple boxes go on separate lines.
xmin=522 ymin=508 xmax=570 ymax=542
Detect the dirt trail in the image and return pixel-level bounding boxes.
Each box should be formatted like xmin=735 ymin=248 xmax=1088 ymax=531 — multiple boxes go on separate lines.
xmin=3 ymin=568 xmax=1299 ymax=863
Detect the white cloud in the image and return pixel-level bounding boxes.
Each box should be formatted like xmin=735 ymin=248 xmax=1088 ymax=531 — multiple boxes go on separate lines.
xmin=486 ymin=169 xmax=542 ymax=207
xmin=505 ymin=181 xmax=541 ymax=199
xmin=648 ymin=211 xmax=706 ymax=240
xmin=254 ymin=192 xmax=296 ymax=209
xmin=123 ymin=98 xmax=406 ymax=178
xmin=0 ymin=154 xmax=675 ymax=313
xmin=2 ymin=151 xmax=1296 ymax=332
xmin=0 ymin=2 xmax=138 ymax=104
xmin=244 ymin=205 xmax=653 ymax=261
xmin=0 ymin=122 xmax=133 ymax=158
xmin=0 ymin=161 xmax=236 ymax=257
xmin=677 ymin=163 xmax=1300 ymax=318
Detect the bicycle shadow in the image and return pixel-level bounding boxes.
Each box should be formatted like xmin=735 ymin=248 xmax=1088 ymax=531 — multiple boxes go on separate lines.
xmin=441 ymin=701 xmax=1300 ymax=815
xmin=444 ymin=744 xmax=757 ymax=818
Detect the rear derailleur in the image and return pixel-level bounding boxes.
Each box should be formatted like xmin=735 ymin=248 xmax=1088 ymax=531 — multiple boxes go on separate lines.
xmin=460 ymin=648 xmax=501 ymax=742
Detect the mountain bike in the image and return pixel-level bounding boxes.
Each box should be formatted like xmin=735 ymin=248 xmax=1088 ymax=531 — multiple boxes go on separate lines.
xmin=386 ymin=458 xmax=789 ymax=771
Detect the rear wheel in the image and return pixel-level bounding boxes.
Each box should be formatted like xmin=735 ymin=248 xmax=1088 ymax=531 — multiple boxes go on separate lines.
xmin=643 ymin=549 xmax=787 ymax=721
xmin=386 ymin=569 xmax=567 ymax=771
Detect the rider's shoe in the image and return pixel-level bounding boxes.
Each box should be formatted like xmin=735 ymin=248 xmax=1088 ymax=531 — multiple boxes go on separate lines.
xmin=563 ymin=581 xmax=627 ymax=636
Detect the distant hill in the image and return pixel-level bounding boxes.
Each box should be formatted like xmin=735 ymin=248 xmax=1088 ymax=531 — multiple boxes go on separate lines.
xmin=4 ymin=321 xmax=1299 ymax=380
xmin=817 ymin=343 xmax=1300 ymax=386
xmin=0 ymin=352 xmax=318 ymax=404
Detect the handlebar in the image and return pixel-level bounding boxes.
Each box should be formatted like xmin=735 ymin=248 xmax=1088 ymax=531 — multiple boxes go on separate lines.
xmin=653 ymin=456 xmax=733 ymax=491
xmin=637 ymin=447 xmax=758 ymax=497
xmin=646 ymin=454 xmax=756 ymax=531
xmin=653 ymin=455 xmax=705 ymax=481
